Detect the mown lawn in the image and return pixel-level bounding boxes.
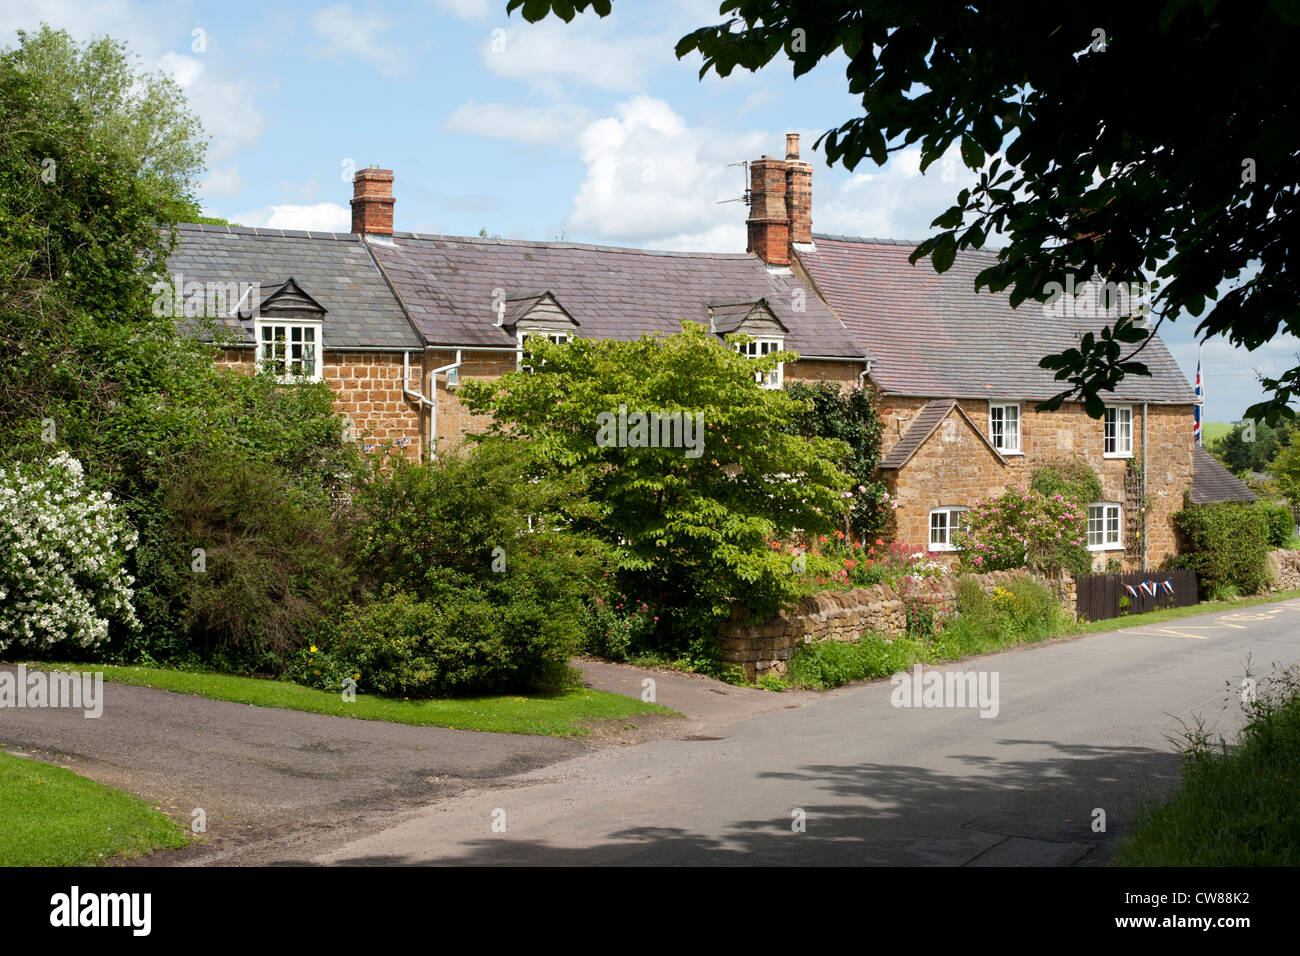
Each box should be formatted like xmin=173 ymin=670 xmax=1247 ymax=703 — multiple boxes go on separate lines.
xmin=38 ymin=663 xmax=676 ymax=737
xmin=0 ymin=751 xmax=187 ymax=866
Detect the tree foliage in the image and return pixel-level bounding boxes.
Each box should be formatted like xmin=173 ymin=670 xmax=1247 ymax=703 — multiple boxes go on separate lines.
xmin=460 ymin=325 xmax=852 ymax=650
xmin=509 ymin=0 xmax=1300 ymax=423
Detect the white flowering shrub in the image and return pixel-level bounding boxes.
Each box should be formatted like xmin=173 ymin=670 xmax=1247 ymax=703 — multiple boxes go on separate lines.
xmin=0 ymin=452 xmax=139 ymax=653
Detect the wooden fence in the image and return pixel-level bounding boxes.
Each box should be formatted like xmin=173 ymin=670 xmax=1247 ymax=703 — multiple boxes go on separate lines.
xmin=1073 ymin=569 xmax=1199 ymax=622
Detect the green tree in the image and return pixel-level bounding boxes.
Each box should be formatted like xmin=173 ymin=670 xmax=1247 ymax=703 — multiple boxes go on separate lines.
xmin=1210 ymin=420 xmax=1290 ymax=475
xmin=1270 ymin=424 xmax=1300 ymax=507
xmin=510 ymin=0 xmax=1300 ymax=423
xmin=784 ymin=380 xmax=886 ymax=541
xmin=460 ymin=324 xmax=851 ymax=652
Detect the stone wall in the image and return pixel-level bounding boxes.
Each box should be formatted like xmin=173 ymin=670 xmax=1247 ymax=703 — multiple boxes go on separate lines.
xmin=1268 ymin=549 xmax=1300 ymax=591
xmin=877 ymin=392 xmax=1194 ymax=571
xmin=718 ymin=570 xmax=1075 ymax=680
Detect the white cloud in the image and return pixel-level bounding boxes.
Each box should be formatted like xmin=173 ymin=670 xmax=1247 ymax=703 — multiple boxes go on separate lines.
xmin=311 ymin=4 xmax=407 ymax=76
xmin=234 ymin=202 xmax=352 ymax=233
xmin=430 ymin=0 xmax=491 ymax=19
xmin=482 ymin=20 xmax=670 ymax=93
xmin=566 ymin=96 xmax=767 ymax=250
xmin=815 ymin=144 xmax=980 ymax=242
xmin=443 ymin=101 xmax=594 ymax=145
xmin=158 ymin=51 xmax=204 ymax=88
xmin=200 ymin=165 xmax=244 ymax=199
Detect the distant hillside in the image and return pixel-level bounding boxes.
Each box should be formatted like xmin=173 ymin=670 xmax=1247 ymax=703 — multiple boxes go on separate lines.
xmin=1202 ymin=421 xmax=1234 ymax=445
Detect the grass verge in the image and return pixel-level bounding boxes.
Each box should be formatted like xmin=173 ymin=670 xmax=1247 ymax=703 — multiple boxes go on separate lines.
xmin=31 ymin=663 xmax=676 ymax=738
xmin=1072 ymin=588 xmax=1300 ymax=634
xmin=0 ymin=751 xmax=187 ymax=866
xmin=1115 ymin=668 xmax=1300 ymax=865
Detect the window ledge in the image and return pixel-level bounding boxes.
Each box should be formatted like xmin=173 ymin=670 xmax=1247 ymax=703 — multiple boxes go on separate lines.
xmin=998 ymin=449 xmax=1024 ymax=456
xmin=1103 ymin=452 xmax=1134 ymax=459
xmin=1087 ymin=543 xmax=1124 ymax=552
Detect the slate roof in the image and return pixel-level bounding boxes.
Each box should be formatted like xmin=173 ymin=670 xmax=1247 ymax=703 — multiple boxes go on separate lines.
xmin=1190 ymin=447 xmax=1259 ymax=504
xmin=367 ymin=233 xmax=865 ymax=357
xmin=164 ymin=224 xmax=422 ymax=349
xmin=798 ymin=235 xmax=1196 ymax=403
xmin=878 ymin=399 xmax=1008 ymax=470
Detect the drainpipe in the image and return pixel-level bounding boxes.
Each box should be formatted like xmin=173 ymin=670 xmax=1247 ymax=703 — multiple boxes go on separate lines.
xmin=402 ymin=351 xmax=433 ymax=458
xmin=1142 ymin=401 xmax=1149 ymax=571
xmin=858 ymin=359 xmax=873 ymax=390
xmin=426 ymin=350 xmax=463 ymax=462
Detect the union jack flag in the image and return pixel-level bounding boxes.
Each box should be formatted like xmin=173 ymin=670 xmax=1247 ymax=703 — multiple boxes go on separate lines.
xmin=1193 ymin=354 xmax=1203 ymax=446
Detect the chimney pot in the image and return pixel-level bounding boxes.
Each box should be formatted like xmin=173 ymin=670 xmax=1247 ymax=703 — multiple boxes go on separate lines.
xmin=786 ymin=133 xmax=800 ymax=160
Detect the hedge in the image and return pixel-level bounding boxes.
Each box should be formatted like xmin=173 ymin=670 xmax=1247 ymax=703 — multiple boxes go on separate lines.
xmin=1170 ymin=502 xmax=1272 ymax=598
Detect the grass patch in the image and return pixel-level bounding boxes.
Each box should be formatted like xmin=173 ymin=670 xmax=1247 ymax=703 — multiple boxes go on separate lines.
xmin=1072 ymin=589 xmax=1300 ymax=634
xmin=1115 ymin=668 xmax=1300 ymax=865
xmin=0 ymin=751 xmax=187 ymax=866
xmin=32 ymin=663 xmax=676 ymax=738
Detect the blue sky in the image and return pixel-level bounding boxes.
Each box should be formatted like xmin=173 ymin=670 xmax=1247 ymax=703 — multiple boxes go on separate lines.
xmin=5 ymin=0 xmax=1295 ymax=421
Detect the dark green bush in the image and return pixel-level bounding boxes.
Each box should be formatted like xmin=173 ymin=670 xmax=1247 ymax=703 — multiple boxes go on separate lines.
xmin=1259 ymin=501 xmax=1294 ymax=548
xmin=323 ymin=588 xmax=577 ymax=697
xmin=125 ymin=446 xmax=357 ymax=671
xmin=336 ymin=439 xmax=609 ymax=695
xmin=1172 ymin=502 xmax=1272 ymax=598
xmin=1030 ymin=456 xmax=1104 ymax=508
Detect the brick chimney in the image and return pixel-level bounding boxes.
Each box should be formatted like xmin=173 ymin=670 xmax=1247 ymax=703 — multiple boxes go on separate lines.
xmin=784 ymin=133 xmax=813 ymax=245
xmin=746 ymin=133 xmax=812 ymax=265
xmin=351 ymin=165 xmax=395 ymax=236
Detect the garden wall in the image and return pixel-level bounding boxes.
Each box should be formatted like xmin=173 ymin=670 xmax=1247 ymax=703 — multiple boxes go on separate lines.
xmin=718 ymin=571 xmax=1076 ymax=680
xmin=1268 ymin=549 xmax=1300 ymax=591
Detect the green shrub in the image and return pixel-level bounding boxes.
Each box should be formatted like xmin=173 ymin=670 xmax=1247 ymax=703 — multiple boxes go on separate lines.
xmin=1259 ymin=501 xmax=1294 ymax=548
xmin=126 ymin=446 xmax=357 ymax=671
xmin=1172 ymin=502 xmax=1272 ymax=598
xmin=323 ymin=589 xmax=577 ymax=698
xmin=785 ymin=380 xmax=888 ymax=541
xmin=578 ymin=599 xmax=657 ymax=661
xmin=955 ymin=484 xmax=1090 ymax=576
xmin=1030 ymin=456 xmax=1104 ymax=509
xmin=786 ymin=635 xmax=921 ymax=689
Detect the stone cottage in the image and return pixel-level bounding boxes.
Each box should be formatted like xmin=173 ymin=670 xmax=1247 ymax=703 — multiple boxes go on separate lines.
xmin=741 ymin=136 xmax=1196 ymax=570
xmin=166 ymin=134 xmax=1197 ymax=570
xmin=165 ymin=163 xmax=867 ymax=462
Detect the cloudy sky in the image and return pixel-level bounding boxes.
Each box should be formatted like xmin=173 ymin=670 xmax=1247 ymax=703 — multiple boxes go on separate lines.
xmin=4 ymin=0 xmax=1294 ymax=421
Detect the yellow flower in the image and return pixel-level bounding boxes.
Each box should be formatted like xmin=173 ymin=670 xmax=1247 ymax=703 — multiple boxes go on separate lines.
xmin=309 ymin=645 xmax=318 ymax=653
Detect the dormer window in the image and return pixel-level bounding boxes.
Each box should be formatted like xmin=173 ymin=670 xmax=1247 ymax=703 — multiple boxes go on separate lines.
xmin=516 ymin=329 xmax=570 ymax=371
xmin=735 ymin=338 xmax=784 ymax=388
xmin=709 ymin=297 xmax=788 ymax=390
xmin=244 ymin=277 xmax=327 ymax=384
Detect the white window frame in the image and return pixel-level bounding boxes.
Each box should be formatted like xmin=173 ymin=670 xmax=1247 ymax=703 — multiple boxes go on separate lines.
xmin=989 ymin=402 xmax=1021 ymax=454
xmin=516 ymin=329 xmax=570 ymax=371
xmin=255 ymin=319 xmax=322 ymax=383
xmin=735 ymin=338 xmax=784 ymax=389
xmin=1086 ymin=502 xmax=1123 ymax=551
xmin=928 ymin=506 xmax=968 ymax=552
xmin=1104 ymin=405 xmax=1133 ymax=457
